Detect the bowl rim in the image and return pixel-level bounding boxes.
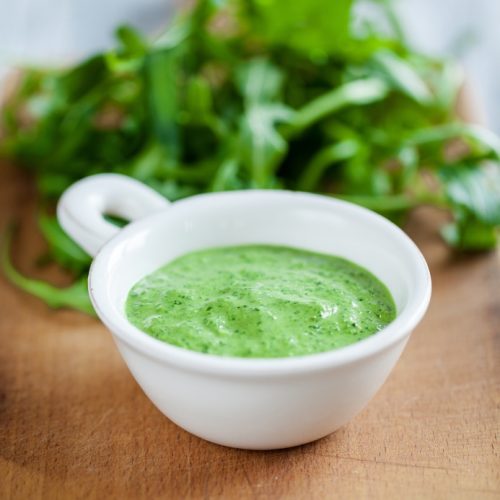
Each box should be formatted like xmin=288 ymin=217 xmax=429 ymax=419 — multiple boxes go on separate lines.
xmin=89 ymin=189 xmax=432 ymax=377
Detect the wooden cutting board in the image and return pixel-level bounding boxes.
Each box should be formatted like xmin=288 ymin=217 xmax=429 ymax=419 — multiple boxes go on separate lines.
xmin=0 ymin=163 xmax=498 ymax=499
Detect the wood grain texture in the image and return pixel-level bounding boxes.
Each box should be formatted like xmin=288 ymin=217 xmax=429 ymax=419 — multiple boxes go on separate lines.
xmin=0 ymin=164 xmax=499 ymax=500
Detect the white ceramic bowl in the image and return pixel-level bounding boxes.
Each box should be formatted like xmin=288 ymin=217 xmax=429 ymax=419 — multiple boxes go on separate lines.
xmin=58 ymin=174 xmax=431 ymax=450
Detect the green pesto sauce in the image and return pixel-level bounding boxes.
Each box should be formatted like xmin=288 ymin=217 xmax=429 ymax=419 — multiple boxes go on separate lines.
xmin=126 ymin=245 xmax=396 ymax=358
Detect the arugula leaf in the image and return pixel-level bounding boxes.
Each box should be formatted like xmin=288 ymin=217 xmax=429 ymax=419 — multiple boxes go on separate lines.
xmin=407 ymin=123 xmax=500 ymax=159
xmin=372 ymin=49 xmax=432 ymax=105
xmin=186 ymin=76 xmax=214 ymax=118
xmin=440 ymin=163 xmax=500 ymax=250
xmin=236 ymin=57 xmax=294 ymax=185
xmin=297 ymin=139 xmax=360 ymax=191
xmin=239 ymin=103 xmax=294 ymax=186
xmin=144 ymin=48 xmax=180 ymax=159
xmin=288 ymin=77 xmax=389 ymax=135
xmin=210 ymin=158 xmax=243 ymax=191
xmin=116 ymin=26 xmax=148 ymax=57
xmin=441 ymin=164 xmax=500 ymax=225
xmin=38 ymin=214 xmax=92 ymax=273
xmin=432 ymin=60 xmax=464 ymax=111
xmin=2 ymin=230 xmax=95 ymax=315
xmin=441 ymin=220 xmax=498 ymax=251
xmin=249 ymin=0 xmax=354 ymax=57
xmin=237 ymin=58 xmax=284 ymax=104
xmin=56 ymin=55 xmax=108 ymax=102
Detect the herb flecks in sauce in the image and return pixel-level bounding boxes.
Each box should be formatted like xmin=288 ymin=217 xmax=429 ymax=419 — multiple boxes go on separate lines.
xmin=126 ymin=245 xmax=396 ymax=358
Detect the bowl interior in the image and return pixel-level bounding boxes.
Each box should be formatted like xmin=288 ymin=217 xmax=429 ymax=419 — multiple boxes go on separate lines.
xmin=93 ymin=191 xmax=428 ymax=332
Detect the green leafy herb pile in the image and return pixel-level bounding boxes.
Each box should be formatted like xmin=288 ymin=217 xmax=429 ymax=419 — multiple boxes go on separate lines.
xmin=1 ymin=0 xmax=500 ymax=313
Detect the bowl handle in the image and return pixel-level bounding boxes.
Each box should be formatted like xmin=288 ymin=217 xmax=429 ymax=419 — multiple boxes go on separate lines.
xmin=57 ymin=174 xmax=170 ymax=257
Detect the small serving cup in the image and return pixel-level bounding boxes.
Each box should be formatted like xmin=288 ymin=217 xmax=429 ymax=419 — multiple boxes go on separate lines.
xmin=58 ymin=174 xmax=431 ymax=450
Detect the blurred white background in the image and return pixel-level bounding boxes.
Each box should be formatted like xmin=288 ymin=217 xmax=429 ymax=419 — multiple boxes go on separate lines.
xmin=0 ymin=0 xmax=498 ymax=131
xmin=0 ymin=0 xmax=175 ymax=65
xmin=394 ymin=0 xmax=500 ymax=132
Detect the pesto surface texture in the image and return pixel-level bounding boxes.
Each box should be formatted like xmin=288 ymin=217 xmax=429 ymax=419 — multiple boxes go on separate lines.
xmin=126 ymin=245 xmax=396 ymax=358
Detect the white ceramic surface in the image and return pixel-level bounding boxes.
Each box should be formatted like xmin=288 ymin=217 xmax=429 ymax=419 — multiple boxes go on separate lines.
xmin=58 ymin=173 xmax=431 ymax=450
